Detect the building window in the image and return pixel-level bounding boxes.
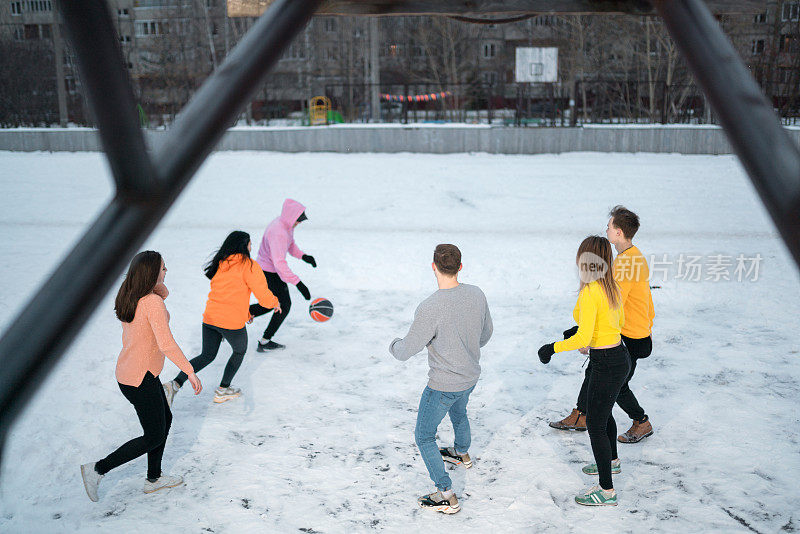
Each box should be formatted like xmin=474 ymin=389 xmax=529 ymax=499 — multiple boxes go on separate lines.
xmin=411 ymin=45 xmax=425 ymax=58
xmin=118 ymin=8 xmax=130 ymax=16
xmin=753 ymin=12 xmax=766 ymax=23
xmin=482 ymin=42 xmax=496 ymax=59
xmin=24 ymin=24 xmax=40 ymax=39
xmin=40 ymin=23 xmax=50 ymax=38
xmin=323 ymin=18 xmax=337 ymax=32
xmin=24 ymin=1 xmax=51 ymax=12
xmin=134 ymin=0 xmax=175 ymax=7
xmin=481 ymin=71 xmax=498 ymax=85
xmin=751 ymin=39 xmax=765 ymax=54
xmin=13 ymin=25 xmax=24 ymax=40
xmin=323 ymin=46 xmax=338 ymax=60
xmin=135 ymin=20 xmax=185 ymax=36
xmin=11 ymin=1 xmax=22 ymax=15
xmin=778 ymin=33 xmax=799 ymax=52
xmin=783 ymin=1 xmax=799 ymax=21
xmin=382 ymin=44 xmax=403 ymax=57
xmin=533 ymin=15 xmax=556 ymax=26
xmin=136 ymin=21 xmax=165 ymax=37
xmin=120 ymin=34 xmax=131 ymax=43
xmin=281 ymin=43 xmax=305 ymax=60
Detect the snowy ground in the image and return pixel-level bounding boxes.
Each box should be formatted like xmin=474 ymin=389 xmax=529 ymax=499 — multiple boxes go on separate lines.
xmin=0 ymin=150 xmax=798 ymax=533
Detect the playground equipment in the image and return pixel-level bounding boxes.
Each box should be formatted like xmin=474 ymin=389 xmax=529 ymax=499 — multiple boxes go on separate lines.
xmin=309 ymin=96 xmax=331 ymax=125
xmin=0 ymin=0 xmax=797 ymax=467
xmin=309 ymin=96 xmax=344 ymax=125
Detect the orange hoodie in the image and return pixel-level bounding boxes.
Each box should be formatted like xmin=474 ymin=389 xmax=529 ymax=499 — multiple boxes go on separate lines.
xmin=613 ymin=246 xmax=655 ymax=339
xmin=202 ymin=254 xmax=280 ymax=330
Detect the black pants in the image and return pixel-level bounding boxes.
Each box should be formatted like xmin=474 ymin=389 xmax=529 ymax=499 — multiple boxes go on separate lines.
xmin=174 ymin=323 xmax=248 ymax=388
xmin=577 ymin=335 xmax=652 ymax=421
xmin=249 ymin=270 xmax=291 ymax=340
xmin=585 ymin=344 xmax=631 ymax=490
xmin=95 ymin=371 xmax=171 ymax=480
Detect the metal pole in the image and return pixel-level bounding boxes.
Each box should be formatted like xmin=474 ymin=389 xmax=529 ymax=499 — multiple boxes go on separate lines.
xmin=56 ymin=0 xmax=158 ymax=198
xmin=51 ymin=12 xmax=68 ymax=128
xmin=369 ymin=18 xmax=380 ymax=122
xmin=655 ymin=0 xmax=800 ymax=267
xmin=0 ymin=0 xmax=322 ymax=456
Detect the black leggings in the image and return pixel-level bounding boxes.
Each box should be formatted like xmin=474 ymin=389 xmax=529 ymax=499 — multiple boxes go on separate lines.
xmin=249 ymin=270 xmax=291 ymax=340
xmin=577 ymin=335 xmax=652 ymax=421
xmin=174 ymin=323 xmax=248 ymax=388
xmin=585 ymin=344 xmax=631 ymax=490
xmin=95 ymin=371 xmax=171 ymax=480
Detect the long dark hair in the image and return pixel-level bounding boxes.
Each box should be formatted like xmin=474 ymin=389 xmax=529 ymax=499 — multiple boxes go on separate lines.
xmin=204 ymin=230 xmax=251 ymax=279
xmin=115 ymin=251 xmax=162 ymax=323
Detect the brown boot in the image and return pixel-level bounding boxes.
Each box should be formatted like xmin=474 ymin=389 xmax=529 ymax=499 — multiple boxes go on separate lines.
xmin=618 ymin=418 xmax=653 ymax=443
xmin=548 ymin=408 xmax=587 ymax=431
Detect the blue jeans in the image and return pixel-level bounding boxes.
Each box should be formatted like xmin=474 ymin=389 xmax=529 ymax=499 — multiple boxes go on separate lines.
xmin=414 ymin=385 xmax=475 ymax=491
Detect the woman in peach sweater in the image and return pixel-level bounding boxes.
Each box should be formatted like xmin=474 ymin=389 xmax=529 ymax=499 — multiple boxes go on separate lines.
xmin=80 ymin=251 xmax=202 ymax=503
xmin=164 ymin=231 xmax=281 ymax=405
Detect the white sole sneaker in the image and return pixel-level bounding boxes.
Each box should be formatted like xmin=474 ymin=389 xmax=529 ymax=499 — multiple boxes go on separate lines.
xmin=143 ymin=474 xmax=183 ymax=494
xmin=163 ymin=380 xmax=179 ymax=408
xmin=213 ymin=387 xmax=242 ymax=403
xmin=80 ymin=462 xmax=103 ymax=502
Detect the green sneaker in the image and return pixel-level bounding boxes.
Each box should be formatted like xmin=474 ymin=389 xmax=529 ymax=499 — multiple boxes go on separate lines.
xmin=575 ymin=485 xmax=618 ymax=506
xmin=582 ymin=458 xmax=621 ymax=475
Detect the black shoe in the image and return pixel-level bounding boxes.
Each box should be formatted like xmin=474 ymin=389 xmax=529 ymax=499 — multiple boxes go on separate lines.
xmin=417 ymin=491 xmax=460 ymax=514
xmin=439 ymin=447 xmax=473 ymax=468
xmin=257 ymin=340 xmax=285 ymax=352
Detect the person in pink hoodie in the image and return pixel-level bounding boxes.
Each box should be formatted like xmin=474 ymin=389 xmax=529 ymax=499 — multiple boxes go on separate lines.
xmin=249 ymin=198 xmax=316 ymax=350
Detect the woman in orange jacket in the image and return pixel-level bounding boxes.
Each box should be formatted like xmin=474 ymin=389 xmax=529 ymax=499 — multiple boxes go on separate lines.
xmin=80 ymin=251 xmax=202 ymax=502
xmin=164 ymin=231 xmax=281 ymax=405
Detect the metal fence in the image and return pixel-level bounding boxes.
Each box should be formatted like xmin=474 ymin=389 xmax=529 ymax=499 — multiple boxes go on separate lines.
xmin=321 ymin=78 xmax=797 ymax=127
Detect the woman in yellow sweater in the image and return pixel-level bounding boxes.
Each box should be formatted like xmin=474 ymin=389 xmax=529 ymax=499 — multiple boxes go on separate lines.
xmin=538 ymin=236 xmax=631 ymax=506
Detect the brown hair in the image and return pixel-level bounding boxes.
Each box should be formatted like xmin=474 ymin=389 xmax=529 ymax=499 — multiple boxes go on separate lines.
xmin=115 ymin=251 xmax=162 ymax=323
xmin=609 ymin=205 xmax=640 ymax=240
xmin=576 ymin=236 xmax=621 ymax=310
xmin=433 ymin=244 xmax=461 ymax=276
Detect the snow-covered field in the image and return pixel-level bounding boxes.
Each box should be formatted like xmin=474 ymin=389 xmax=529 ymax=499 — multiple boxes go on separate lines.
xmin=0 ymin=150 xmax=798 ymax=533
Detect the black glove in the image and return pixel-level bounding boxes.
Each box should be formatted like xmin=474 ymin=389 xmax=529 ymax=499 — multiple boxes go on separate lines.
xmin=295 ymin=280 xmax=311 ymax=300
xmin=301 ymin=254 xmax=316 ymax=268
xmin=538 ymin=343 xmax=555 ymax=364
xmin=562 ymin=325 xmax=579 ymax=339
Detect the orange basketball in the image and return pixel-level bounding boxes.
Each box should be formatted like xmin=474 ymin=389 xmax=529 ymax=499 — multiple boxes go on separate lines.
xmin=309 ymin=297 xmax=333 ymax=322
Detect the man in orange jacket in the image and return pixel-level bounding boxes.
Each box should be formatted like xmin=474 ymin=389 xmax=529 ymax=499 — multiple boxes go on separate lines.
xmin=549 ymin=206 xmax=656 ymax=444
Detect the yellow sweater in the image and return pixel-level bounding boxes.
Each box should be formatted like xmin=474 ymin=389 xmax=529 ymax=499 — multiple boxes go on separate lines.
xmin=554 ymin=281 xmax=623 ymax=353
xmin=614 ymin=246 xmax=655 ymax=339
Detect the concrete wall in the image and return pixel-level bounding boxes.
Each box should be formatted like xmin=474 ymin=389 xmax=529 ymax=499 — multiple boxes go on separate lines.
xmin=1 ymin=126 xmax=799 ymax=155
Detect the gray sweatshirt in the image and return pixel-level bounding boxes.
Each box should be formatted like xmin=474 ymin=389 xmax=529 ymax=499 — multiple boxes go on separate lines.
xmin=389 ymin=283 xmax=493 ymax=392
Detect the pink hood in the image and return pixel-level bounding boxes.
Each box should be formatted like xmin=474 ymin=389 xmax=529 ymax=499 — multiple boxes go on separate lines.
xmin=279 ymin=198 xmax=306 ymax=227
xmin=255 ymin=199 xmax=306 ymax=284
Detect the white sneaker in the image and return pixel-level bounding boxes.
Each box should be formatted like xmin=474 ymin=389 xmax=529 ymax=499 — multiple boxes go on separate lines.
xmin=80 ymin=462 xmax=103 ymax=502
xmin=163 ymin=380 xmax=180 ymax=408
xmin=143 ymin=474 xmax=183 ymax=494
xmin=214 ymin=386 xmax=242 ymax=403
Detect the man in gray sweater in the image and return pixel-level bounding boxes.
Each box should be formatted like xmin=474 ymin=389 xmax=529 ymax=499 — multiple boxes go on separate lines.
xmin=390 ymin=244 xmax=493 ymax=515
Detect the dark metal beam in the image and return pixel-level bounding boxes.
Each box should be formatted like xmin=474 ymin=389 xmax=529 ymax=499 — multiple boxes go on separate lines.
xmin=655 ymin=0 xmax=800 ymax=267
xmin=56 ymin=0 xmax=158 ymax=198
xmin=229 ymin=0 xmax=763 ymax=17
xmin=0 ymin=0 xmax=322 ymax=451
